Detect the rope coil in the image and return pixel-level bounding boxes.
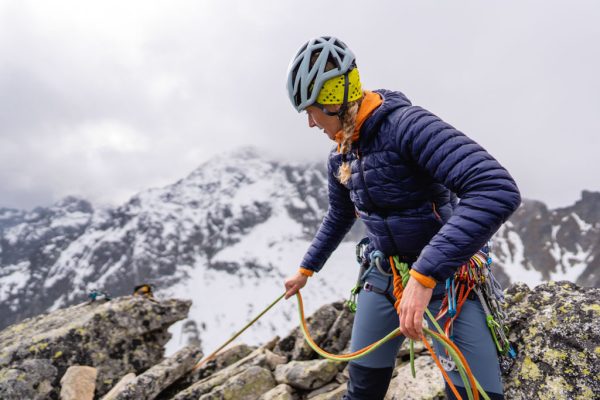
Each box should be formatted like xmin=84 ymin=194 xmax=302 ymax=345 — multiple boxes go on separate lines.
xmin=191 ymin=289 xmax=490 ymax=400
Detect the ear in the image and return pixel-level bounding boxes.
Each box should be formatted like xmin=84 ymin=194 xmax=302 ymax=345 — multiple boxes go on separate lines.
xmin=324 ymin=104 xmax=342 ymax=113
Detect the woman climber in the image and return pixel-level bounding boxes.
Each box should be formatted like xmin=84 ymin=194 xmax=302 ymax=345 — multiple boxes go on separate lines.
xmin=283 ymin=36 xmax=520 ymax=400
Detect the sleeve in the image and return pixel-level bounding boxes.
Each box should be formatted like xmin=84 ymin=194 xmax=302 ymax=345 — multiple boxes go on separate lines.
xmin=300 ymin=152 xmax=357 ymax=273
xmin=395 ymin=106 xmax=521 ymax=282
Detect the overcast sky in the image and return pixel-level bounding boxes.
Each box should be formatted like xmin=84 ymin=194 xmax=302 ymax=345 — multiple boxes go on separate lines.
xmin=1 ymin=0 xmax=598 ymax=211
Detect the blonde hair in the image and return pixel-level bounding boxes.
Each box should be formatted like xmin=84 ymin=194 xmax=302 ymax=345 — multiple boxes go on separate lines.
xmin=336 ymin=98 xmax=361 ymax=185
xmin=309 ymin=52 xmax=362 ymax=185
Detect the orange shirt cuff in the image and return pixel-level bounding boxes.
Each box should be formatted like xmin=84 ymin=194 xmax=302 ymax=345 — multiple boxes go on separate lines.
xmin=299 ymin=268 xmax=314 ymax=277
xmin=409 ymin=269 xmax=436 ymax=289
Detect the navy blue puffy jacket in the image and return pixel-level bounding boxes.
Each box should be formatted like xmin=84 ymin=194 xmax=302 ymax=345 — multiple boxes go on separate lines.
xmin=300 ymin=89 xmax=521 ymax=282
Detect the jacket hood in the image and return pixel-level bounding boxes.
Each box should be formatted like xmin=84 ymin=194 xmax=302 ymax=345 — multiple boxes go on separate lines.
xmin=359 ymin=89 xmax=412 ymax=143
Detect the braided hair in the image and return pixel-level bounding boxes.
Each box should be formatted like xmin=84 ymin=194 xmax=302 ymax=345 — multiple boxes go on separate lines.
xmin=336 ymin=99 xmax=361 ymax=185
xmin=308 ymin=52 xmax=362 ymax=185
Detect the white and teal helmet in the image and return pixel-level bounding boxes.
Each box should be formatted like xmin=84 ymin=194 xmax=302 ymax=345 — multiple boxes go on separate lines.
xmin=286 ymin=36 xmax=358 ymax=113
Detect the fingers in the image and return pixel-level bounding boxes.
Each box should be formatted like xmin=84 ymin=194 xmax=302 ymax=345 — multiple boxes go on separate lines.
xmin=283 ymin=273 xmax=308 ymax=300
xmin=399 ymin=303 xmax=424 ymax=340
xmin=284 ymin=283 xmax=300 ymax=300
xmin=413 ymin=311 xmax=424 ymax=339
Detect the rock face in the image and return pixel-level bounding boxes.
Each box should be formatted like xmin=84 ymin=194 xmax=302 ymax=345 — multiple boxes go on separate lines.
xmin=0 ymin=280 xmax=596 ymax=400
xmin=0 ymin=296 xmax=190 ymax=399
xmin=110 ymin=345 xmax=202 ymax=400
xmin=503 ymin=281 xmax=599 ymax=400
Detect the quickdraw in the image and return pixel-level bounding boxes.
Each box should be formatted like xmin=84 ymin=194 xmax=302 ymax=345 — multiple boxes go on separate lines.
xmin=436 ymin=245 xmax=516 ymax=359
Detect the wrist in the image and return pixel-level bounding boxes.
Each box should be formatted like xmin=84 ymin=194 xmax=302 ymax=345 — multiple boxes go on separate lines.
xmin=409 ymin=269 xmax=436 ymax=289
xmin=299 ymin=267 xmax=314 ymax=277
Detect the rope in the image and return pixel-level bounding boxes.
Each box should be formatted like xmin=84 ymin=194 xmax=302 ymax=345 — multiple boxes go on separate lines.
xmin=189 ymin=289 xmax=490 ymax=400
xmin=191 ymin=293 xmax=285 ymax=371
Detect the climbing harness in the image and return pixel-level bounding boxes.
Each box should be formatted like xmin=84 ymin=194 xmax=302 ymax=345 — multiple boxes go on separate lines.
xmin=346 ymin=241 xmax=396 ymax=312
xmin=350 ymin=240 xmax=516 ymax=360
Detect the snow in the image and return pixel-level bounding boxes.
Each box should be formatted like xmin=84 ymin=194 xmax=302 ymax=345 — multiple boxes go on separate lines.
xmin=497 ymin=231 xmax=545 ymax=287
xmin=4 ymin=224 xmax=27 ymax=245
xmin=551 ymin=225 xmax=560 ymax=241
xmin=570 ymin=213 xmax=592 ymax=233
xmin=163 ymin=240 xmax=357 ymax=356
xmin=550 ymin=244 xmax=590 ymax=282
xmin=291 ymin=197 xmax=307 ymax=209
xmin=0 ymin=261 xmax=30 ymax=302
xmin=161 ymin=201 xmax=359 ymax=356
xmin=0 ymin=209 xmax=21 ymax=219
xmin=49 ymin=211 xmax=91 ymax=229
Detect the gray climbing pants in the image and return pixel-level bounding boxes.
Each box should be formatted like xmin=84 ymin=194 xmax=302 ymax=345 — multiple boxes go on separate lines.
xmin=348 ymin=266 xmax=504 ymax=396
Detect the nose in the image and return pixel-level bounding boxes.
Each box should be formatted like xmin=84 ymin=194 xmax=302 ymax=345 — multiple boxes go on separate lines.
xmin=307 ymin=113 xmax=316 ymax=128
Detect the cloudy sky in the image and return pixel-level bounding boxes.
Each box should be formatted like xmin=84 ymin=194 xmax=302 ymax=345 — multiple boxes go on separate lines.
xmin=1 ymin=0 xmax=598 ymax=210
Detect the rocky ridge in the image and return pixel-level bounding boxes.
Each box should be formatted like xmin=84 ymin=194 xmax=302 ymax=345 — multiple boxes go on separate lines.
xmin=0 ymin=280 xmax=597 ymax=399
xmin=1 ymin=147 xmax=599 ymax=353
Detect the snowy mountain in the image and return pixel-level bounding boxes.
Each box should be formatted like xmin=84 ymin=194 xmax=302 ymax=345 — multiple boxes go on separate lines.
xmin=1 ymin=147 xmax=598 ymax=353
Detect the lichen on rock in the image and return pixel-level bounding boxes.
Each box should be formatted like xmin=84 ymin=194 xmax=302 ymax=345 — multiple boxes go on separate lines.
xmin=503 ymin=281 xmax=599 ymax=399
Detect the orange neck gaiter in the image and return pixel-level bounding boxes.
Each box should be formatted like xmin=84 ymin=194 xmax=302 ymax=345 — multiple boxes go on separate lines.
xmin=335 ymin=90 xmax=383 ymax=152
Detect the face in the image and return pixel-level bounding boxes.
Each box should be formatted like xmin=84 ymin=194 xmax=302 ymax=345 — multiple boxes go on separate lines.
xmin=305 ymin=104 xmax=342 ymax=141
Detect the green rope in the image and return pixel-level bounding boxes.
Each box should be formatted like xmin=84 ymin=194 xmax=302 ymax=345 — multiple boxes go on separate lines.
xmin=425 ymin=308 xmax=491 ymax=400
xmin=193 ymin=287 xmax=490 ymax=400
xmin=192 ymin=293 xmax=285 ymax=370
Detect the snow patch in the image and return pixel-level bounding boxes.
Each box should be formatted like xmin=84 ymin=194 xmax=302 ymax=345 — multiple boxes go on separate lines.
xmin=570 ymin=213 xmax=592 ymax=233
xmin=0 ymin=261 xmax=30 ymax=302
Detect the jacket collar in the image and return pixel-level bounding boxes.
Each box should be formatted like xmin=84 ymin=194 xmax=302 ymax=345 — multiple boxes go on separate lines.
xmin=359 ymin=89 xmax=412 ymax=144
xmin=334 ymin=91 xmax=383 ymax=151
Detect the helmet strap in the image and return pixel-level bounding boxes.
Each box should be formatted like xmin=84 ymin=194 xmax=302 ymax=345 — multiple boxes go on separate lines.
xmin=337 ymin=70 xmax=351 ymax=118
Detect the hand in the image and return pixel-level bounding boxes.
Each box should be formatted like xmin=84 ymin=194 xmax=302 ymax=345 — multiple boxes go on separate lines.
xmin=284 ymin=272 xmax=309 ymax=299
xmin=398 ymin=278 xmax=433 ymax=340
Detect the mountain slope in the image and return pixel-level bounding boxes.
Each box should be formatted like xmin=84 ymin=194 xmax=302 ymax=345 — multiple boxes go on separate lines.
xmin=1 ymin=147 xmax=598 ymax=352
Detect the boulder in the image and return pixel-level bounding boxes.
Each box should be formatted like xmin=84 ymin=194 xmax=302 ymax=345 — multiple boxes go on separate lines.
xmin=101 ymin=373 xmax=136 ymax=400
xmin=397 ymin=338 xmax=426 ymax=358
xmin=273 ymin=303 xmax=343 ymax=361
xmin=319 ymin=307 xmax=355 ymax=354
xmin=274 ymin=359 xmax=340 ymax=390
xmin=197 ymin=366 xmax=276 ymax=400
xmin=503 ymin=281 xmax=600 ymax=399
xmin=171 ymin=346 xmax=275 ymax=399
xmin=60 ymin=365 xmax=97 ymax=400
xmin=258 ymin=383 xmax=297 ymax=400
xmin=306 ymin=381 xmax=343 ymax=399
xmin=0 ymin=359 xmax=56 ymax=400
xmin=110 ymin=345 xmax=202 ymax=400
xmin=157 ymin=343 xmax=254 ymax=399
xmin=0 ymin=296 xmax=190 ymax=398
xmin=309 ymin=383 xmax=347 ymax=400
xmin=385 ymin=356 xmax=444 ymax=399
